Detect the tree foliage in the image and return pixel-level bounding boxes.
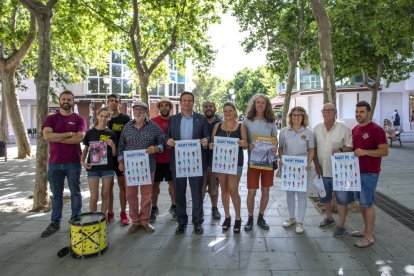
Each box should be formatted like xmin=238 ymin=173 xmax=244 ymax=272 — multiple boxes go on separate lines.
xmin=230 ymin=66 xmax=274 ymax=115
xmin=329 ymin=0 xmax=414 ymax=115
xmin=232 ymin=0 xmax=316 ymax=125
xmin=192 ymin=71 xmax=230 ymax=113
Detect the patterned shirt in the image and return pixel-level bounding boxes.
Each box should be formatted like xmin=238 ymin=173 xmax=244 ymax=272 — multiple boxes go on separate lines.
xmin=117 ymin=118 xmax=165 ymax=173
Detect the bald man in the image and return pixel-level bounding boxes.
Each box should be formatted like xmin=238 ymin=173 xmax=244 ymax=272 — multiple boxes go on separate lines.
xmin=313 ymin=103 xmax=354 ymax=238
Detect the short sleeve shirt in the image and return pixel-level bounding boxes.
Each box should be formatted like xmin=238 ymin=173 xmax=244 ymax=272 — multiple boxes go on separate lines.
xmin=83 ymin=128 xmax=117 ymax=172
xmin=108 ymin=113 xmax=130 ymax=146
xmin=43 ymin=112 xmax=87 ymax=164
xmin=243 ymin=118 xmax=278 ymax=161
xmin=117 ymin=119 xmax=165 ymax=173
xmin=313 ymin=121 xmax=353 ymax=177
xmin=151 ymin=115 xmax=171 ymax=163
xmin=279 ymin=126 xmax=315 ymax=157
xmin=352 ymin=122 xmax=387 ymax=173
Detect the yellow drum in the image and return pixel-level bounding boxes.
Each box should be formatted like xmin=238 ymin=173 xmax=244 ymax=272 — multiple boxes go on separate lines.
xmin=69 ymin=212 xmax=108 ymax=258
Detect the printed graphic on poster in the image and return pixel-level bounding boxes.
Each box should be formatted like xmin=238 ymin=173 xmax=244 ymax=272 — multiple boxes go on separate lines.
xmin=280 ymin=155 xmax=308 ymax=192
xmin=212 ymin=137 xmax=239 ymax=175
xmin=331 ymin=152 xmax=361 ymax=191
xmin=89 ymin=141 xmax=107 ymax=165
xmin=175 ymin=140 xmax=203 ymax=178
xmin=123 ymin=150 xmax=152 ymax=186
xmin=249 ymin=135 xmax=277 ymax=171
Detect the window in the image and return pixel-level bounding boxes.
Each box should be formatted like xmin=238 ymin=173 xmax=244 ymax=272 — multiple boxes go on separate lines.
xmin=87 ymin=51 xmax=133 ymax=95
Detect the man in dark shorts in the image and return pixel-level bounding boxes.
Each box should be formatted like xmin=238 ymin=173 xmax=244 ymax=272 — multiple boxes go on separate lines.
xmin=107 ymin=94 xmax=131 ymax=225
xmin=150 ymin=97 xmax=176 ymax=222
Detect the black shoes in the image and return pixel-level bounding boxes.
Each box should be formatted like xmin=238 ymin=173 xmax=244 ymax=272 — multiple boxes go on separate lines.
xmin=150 ymin=207 xmax=159 ymax=223
xmin=212 ymin=207 xmax=221 ymax=220
xmin=257 ymin=217 xmax=270 ymax=230
xmin=175 ymin=224 xmax=187 ymax=235
xmin=41 ymin=223 xmax=60 ymax=238
xmin=222 ymin=217 xmax=231 ymax=231
xmin=319 ymin=217 xmax=336 ymax=228
xmin=194 ymin=224 xmax=204 ymax=235
xmin=244 ymin=217 xmax=253 ymax=232
xmin=234 ymin=219 xmax=242 ymax=234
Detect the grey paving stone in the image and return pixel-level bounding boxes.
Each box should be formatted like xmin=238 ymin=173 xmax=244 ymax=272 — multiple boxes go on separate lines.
xmin=160 ymin=236 xmax=214 ymax=252
xmin=239 ymin=252 xmax=300 ymax=270
xmin=296 ymin=252 xmax=364 ymax=271
xmin=212 ymin=237 xmax=267 ymax=252
xmin=15 ymin=263 xmax=82 ymax=276
xmin=0 ymin=262 xmax=28 ymax=276
xmin=207 ymin=269 xmax=272 ymax=276
xmin=145 ymin=267 xmax=207 ymax=276
xmin=120 ymin=249 xmax=183 ymax=268
xmin=265 ymin=237 xmax=321 ymax=253
xmin=314 ymin=237 xmax=352 ymax=253
xmin=286 ymin=225 xmax=335 ymax=238
xmin=0 ymin=244 xmax=29 ymax=262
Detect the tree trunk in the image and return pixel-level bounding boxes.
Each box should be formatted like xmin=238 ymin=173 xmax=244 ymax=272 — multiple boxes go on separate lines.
xmin=310 ymin=0 xmax=336 ymax=105
xmin=0 ymin=69 xmax=31 ymax=158
xmin=0 ymin=83 xmax=9 ymax=143
xmin=139 ymin=75 xmax=149 ymax=108
xmin=33 ymin=13 xmax=53 ymax=211
xmin=282 ymin=57 xmax=297 ymax=127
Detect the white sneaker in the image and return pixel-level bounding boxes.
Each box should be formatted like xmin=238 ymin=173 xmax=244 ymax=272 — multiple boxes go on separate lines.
xmin=282 ymin=218 xmax=297 ymax=228
xmin=295 ymin=222 xmax=304 ymax=234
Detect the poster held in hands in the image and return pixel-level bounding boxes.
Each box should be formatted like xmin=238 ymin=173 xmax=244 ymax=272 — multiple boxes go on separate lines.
xmin=124 ymin=150 xmax=152 ymax=186
xmin=249 ymin=135 xmax=277 ymax=171
xmin=331 ymin=152 xmax=361 ymax=191
xmin=175 ymin=140 xmax=203 ymax=178
xmin=280 ymin=155 xmax=308 ymax=192
xmin=89 ymin=141 xmax=108 ymax=165
xmin=212 ymin=136 xmax=239 ymax=175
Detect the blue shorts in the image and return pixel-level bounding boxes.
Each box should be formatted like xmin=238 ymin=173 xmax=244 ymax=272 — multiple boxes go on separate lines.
xmin=87 ymin=170 xmax=114 ymax=179
xmin=354 ymin=173 xmax=379 ymax=207
xmin=319 ymin=177 xmax=354 ymax=205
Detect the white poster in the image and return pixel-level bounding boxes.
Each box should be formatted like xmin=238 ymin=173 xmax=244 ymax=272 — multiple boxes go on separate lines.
xmin=331 ymin=152 xmax=361 ymax=192
xmin=124 ymin=150 xmax=152 ymax=186
xmin=212 ymin=136 xmax=239 ymax=175
xmin=175 ymin=140 xmax=203 ymax=178
xmin=280 ymin=155 xmax=308 ymax=192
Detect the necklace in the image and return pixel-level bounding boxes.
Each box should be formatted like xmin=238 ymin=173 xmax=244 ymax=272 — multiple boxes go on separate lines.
xmin=223 ymin=121 xmax=236 ymax=137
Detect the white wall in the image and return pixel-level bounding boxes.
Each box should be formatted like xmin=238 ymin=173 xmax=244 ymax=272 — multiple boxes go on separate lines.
xmin=308 ymin=95 xmax=324 ymax=128
xmin=380 ymin=92 xmax=402 ymax=123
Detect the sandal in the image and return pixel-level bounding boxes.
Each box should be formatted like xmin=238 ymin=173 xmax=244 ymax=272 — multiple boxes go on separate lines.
xmin=233 ymin=219 xmax=241 ymax=234
xmin=222 ymin=217 xmax=231 ymax=231
xmin=354 ymin=236 xmax=375 ymax=248
xmin=351 ymin=230 xmax=365 ymax=237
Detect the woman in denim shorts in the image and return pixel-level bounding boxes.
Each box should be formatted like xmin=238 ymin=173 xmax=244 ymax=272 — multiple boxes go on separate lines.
xmin=81 ymin=108 xmax=117 ymax=217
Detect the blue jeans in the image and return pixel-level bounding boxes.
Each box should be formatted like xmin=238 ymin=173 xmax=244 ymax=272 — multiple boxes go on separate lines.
xmin=48 ymin=163 xmax=82 ymax=225
xmin=320 ymin=177 xmax=354 ymax=205
xmin=354 ymin=173 xmax=379 ymax=207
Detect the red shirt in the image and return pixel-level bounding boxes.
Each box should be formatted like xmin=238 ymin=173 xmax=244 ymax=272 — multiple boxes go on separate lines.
xmin=352 ymin=122 xmax=387 ymax=173
xmin=43 ymin=112 xmax=87 ymax=164
xmin=151 ymin=115 xmax=171 ymax=163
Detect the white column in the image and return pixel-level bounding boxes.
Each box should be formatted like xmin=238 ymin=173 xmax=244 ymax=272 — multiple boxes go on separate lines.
xmin=401 ymin=91 xmax=410 ymax=131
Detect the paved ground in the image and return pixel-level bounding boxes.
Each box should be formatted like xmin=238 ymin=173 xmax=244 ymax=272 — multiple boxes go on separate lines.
xmin=0 ymin=141 xmax=413 ymax=275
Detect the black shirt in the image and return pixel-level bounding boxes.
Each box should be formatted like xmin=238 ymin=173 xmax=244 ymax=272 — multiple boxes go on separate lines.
xmin=215 ymin=123 xmax=244 ymax=166
xmin=83 ymin=128 xmax=117 ymax=172
xmin=206 ymin=116 xmax=222 ymax=167
xmin=108 ymin=113 xmax=131 ymax=146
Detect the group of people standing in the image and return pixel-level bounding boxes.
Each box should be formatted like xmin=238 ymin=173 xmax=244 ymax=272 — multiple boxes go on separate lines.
xmin=40 ymin=90 xmax=388 ymax=249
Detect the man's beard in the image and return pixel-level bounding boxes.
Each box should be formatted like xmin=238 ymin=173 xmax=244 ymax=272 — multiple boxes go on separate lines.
xmin=204 ymin=110 xmax=215 ymax=119
xmin=60 ymin=103 xmax=71 ymax=110
xmin=160 ymin=110 xmax=170 ymax=117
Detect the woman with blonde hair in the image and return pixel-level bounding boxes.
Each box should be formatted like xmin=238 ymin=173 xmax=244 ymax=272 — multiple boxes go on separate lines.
xmin=278 ymin=106 xmax=315 ymax=233
xmin=210 ymin=102 xmax=248 ymax=233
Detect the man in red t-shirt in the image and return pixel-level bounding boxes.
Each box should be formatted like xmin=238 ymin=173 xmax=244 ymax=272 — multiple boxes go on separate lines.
xmin=150 ymin=97 xmax=176 ymax=222
xmin=352 ymin=101 xmax=388 ymax=248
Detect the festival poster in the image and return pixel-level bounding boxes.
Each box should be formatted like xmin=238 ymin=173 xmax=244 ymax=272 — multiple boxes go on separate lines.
xmin=123 ymin=150 xmax=152 ymax=186
xmin=331 ymin=152 xmax=361 ymax=192
xmin=249 ymin=135 xmax=277 ymax=171
xmin=175 ymin=140 xmax=203 ymax=178
xmin=280 ymin=155 xmax=308 ymax=192
xmin=212 ymin=136 xmax=239 ymax=175
xmin=89 ymin=141 xmax=107 ymax=165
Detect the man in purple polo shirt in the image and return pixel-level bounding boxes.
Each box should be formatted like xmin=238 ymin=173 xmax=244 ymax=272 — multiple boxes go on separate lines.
xmin=41 ymin=90 xmax=87 ymax=237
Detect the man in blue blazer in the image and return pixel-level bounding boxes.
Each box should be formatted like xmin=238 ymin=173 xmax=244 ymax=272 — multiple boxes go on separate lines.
xmin=166 ymin=92 xmax=209 ymax=235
